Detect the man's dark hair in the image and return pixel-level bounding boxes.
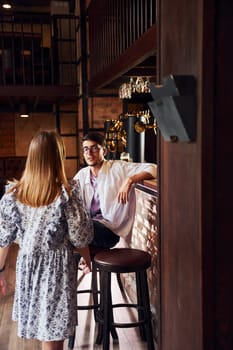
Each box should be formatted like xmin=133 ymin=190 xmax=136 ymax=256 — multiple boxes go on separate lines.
xmin=82 ymin=132 xmax=106 ymax=147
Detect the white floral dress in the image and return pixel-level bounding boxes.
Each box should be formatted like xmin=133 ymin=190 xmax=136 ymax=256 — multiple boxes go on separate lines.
xmin=0 ymin=179 xmax=93 ymax=341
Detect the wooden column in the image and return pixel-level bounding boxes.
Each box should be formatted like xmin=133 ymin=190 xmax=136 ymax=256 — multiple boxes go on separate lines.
xmin=157 ymin=0 xmax=233 ymax=349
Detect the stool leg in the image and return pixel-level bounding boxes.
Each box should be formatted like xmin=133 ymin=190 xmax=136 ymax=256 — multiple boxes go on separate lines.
xmin=116 ymin=272 xmax=124 ymax=293
xmin=95 ymin=270 xmax=118 ymax=345
xmin=136 ymin=271 xmax=147 ymax=341
xmin=109 ymin=284 xmax=118 ymax=341
xmin=95 ymin=269 xmax=107 ymax=345
xmin=68 ymin=329 xmax=76 ymax=349
xmin=95 ymin=322 xmax=103 ymax=345
xmin=139 ymin=270 xmax=155 ymax=350
xmin=91 ymin=261 xmax=99 ymax=321
xmin=102 ymin=271 xmax=111 ymax=350
xmin=95 ymin=268 xmax=104 ymax=345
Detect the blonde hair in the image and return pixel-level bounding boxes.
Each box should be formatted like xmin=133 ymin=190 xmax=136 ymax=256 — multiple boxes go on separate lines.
xmin=9 ymin=130 xmax=71 ymax=207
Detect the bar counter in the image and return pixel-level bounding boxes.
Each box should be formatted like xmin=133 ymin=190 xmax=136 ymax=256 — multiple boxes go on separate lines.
xmin=125 ymin=178 xmax=159 ymax=339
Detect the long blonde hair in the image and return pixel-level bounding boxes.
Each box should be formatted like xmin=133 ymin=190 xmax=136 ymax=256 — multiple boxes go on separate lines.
xmin=9 ymin=130 xmax=71 ymax=207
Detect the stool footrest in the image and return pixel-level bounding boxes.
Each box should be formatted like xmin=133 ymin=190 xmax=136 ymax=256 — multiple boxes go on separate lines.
xmin=111 ymin=302 xmax=140 ymax=309
xmin=95 ymin=309 xmax=150 ymax=329
xmin=77 ymin=288 xmax=100 ymax=294
xmin=77 ymin=289 xmax=100 ymax=310
xmin=77 ymin=304 xmax=99 ymax=310
xmin=112 ymin=320 xmax=149 ymax=329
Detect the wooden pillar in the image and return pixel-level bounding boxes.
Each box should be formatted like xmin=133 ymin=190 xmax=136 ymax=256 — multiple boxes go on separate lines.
xmin=157 ymin=0 xmax=233 ymax=349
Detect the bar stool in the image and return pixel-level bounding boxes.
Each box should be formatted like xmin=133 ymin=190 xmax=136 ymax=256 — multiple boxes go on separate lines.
xmin=94 ymin=248 xmax=155 ymax=350
xmin=68 ymin=246 xmax=123 ymax=349
xmin=76 ymin=247 xmax=124 ymax=313
xmin=76 ymin=247 xmax=108 ymax=313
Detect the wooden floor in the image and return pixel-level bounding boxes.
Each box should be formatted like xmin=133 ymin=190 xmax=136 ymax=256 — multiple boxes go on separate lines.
xmin=0 ymin=244 xmax=154 ymax=350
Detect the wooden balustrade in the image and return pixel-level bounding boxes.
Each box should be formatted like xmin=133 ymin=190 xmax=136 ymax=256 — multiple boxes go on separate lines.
xmin=87 ymin=0 xmax=156 ymax=91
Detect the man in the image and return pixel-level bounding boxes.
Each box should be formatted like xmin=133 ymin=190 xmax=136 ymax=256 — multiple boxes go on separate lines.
xmin=74 ymin=131 xmax=157 ymax=248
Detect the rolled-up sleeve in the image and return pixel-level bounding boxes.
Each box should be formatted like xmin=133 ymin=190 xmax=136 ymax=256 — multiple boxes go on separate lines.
xmin=124 ymin=162 xmax=157 ymax=178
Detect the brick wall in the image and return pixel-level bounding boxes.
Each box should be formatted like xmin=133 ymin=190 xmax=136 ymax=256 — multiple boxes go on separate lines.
xmin=77 ymin=96 xmax=122 ymax=131
xmin=78 ymin=96 xmax=122 ymax=166
xmin=0 ymin=98 xmax=122 ymax=178
xmin=88 ymin=97 xmax=122 ymax=129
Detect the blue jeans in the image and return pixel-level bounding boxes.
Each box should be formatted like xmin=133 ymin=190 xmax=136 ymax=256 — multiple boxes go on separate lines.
xmin=90 ymin=220 xmax=120 ymax=248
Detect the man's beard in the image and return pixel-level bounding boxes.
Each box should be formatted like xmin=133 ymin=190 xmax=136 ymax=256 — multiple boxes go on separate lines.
xmin=85 ymin=159 xmax=101 ymax=167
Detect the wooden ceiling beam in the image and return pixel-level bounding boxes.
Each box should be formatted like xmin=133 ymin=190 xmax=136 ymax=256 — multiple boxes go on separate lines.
xmin=0 ymin=85 xmax=77 ymax=97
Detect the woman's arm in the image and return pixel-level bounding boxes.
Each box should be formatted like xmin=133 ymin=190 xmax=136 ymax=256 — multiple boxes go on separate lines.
xmin=0 ymin=246 xmax=10 ymax=296
xmin=73 ymin=246 xmax=92 ymax=272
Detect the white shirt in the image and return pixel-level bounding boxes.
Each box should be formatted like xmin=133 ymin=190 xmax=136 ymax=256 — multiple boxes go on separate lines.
xmin=74 ymin=160 xmax=157 ymax=241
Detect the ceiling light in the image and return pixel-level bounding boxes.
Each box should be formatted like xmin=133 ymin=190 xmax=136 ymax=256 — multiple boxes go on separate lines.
xmin=2 ymin=3 xmax=12 ymax=9
xmin=19 ymin=103 xmax=30 ymax=118
xmin=20 ymin=113 xmax=29 ymax=118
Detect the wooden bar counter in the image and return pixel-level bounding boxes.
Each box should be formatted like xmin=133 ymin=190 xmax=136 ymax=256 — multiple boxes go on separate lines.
xmin=124 ymin=179 xmax=159 ymax=340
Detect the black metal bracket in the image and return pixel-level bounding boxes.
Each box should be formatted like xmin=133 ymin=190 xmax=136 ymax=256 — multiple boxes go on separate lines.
xmin=148 ymin=75 xmax=196 ymax=142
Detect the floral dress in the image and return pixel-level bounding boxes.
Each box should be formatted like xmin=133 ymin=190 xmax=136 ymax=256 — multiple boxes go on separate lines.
xmin=0 ymin=179 xmax=93 ymax=341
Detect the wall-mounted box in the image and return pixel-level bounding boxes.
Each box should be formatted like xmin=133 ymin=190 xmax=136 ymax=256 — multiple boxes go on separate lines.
xmin=148 ymin=75 xmax=196 ymax=142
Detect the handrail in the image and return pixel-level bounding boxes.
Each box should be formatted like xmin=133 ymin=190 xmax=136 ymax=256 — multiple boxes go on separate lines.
xmin=87 ymin=0 xmax=156 ymax=89
xmin=0 ymin=13 xmax=79 ymax=86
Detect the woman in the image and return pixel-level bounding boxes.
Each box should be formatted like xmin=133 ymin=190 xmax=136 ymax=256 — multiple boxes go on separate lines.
xmin=0 ymin=130 xmax=94 ymax=350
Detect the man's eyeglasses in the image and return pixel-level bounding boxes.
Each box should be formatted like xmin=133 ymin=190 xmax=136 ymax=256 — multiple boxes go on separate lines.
xmin=83 ymin=144 xmax=102 ymax=154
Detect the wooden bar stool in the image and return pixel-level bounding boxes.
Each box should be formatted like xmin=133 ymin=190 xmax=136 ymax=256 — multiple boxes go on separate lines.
xmin=94 ymin=248 xmax=155 ymax=350
xmin=68 ymin=246 xmax=123 ymax=349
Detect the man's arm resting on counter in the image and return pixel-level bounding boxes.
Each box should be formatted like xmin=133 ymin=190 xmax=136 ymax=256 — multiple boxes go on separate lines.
xmin=118 ymin=170 xmax=156 ymax=203
xmin=129 ymin=170 xmax=156 ymax=184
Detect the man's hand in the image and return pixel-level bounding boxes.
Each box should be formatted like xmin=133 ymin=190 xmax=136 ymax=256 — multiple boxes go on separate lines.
xmin=117 ymin=177 xmax=133 ymax=204
xmin=117 ymin=170 xmax=154 ymax=204
xmin=74 ymin=246 xmax=92 ymax=274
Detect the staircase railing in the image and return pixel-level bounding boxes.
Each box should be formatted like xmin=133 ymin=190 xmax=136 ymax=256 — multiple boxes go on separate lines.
xmin=87 ymin=0 xmax=156 ymax=91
